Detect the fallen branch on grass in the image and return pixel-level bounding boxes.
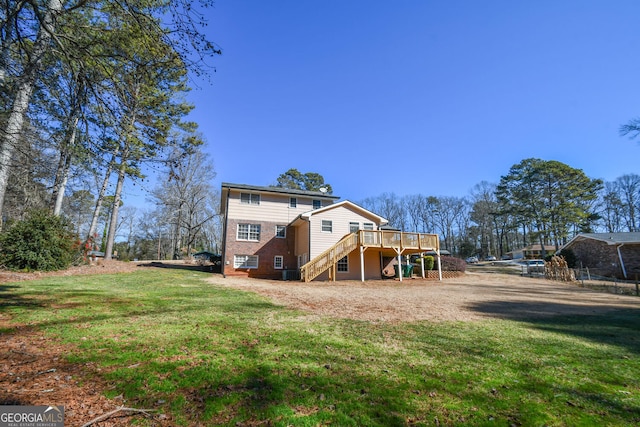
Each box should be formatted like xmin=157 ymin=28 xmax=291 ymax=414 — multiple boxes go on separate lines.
xmin=79 ymin=406 xmax=156 ymax=427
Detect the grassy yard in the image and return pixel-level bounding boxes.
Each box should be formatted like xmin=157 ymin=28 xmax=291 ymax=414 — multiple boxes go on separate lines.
xmin=1 ymin=268 xmax=639 ymax=426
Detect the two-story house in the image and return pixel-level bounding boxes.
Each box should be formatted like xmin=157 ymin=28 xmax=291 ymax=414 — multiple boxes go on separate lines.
xmin=220 ymin=182 xmax=440 ymax=281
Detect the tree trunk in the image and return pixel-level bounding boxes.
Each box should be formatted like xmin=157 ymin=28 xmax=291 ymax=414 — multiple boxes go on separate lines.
xmin=52 ymin=74 xmax=84 ymax=215
xmin=86 ymin=154 xmax=116 ymax=243
xmin=104 ymin=155 xmax=127 ymax=260
xmin=52 ymin=149 xmax=72 ymax=215
xmin=0 ymin=0 xmax=64 ymax=222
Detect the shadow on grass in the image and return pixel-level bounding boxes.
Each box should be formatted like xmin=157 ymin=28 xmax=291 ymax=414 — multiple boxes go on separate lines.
xmin=469 ymin=300 xmax=640 ymax=354
xmin=0 ymin=284 xmax=49 ymax=312
xmin=185 ymin=360 xmax=413 ymax=426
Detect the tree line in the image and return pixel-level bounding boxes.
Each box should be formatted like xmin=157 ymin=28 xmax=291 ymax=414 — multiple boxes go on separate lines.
xmin=0 ymin=0 xmax=221 ymax=262
xmin=359 ymin=158 xmax=640 ymax=260
xmin=2 ymin=0 xmax=640 ymax=268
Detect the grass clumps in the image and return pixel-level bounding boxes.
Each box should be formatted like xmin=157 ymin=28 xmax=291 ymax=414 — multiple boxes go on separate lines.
xmin=3 ymin=269 xmax=640 ymax=426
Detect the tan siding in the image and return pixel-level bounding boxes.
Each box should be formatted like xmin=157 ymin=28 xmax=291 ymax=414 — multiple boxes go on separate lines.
xmin=226 ymin=189 xmax=331 ymax=224
xmin=309 ymin=250 xmax=382 ymax=281
xmin=294 ymin=221 xmax=310 ymax=263
xmin=334 ymin=250 xmax=382 ymax=280
xmin=309 ymin=207 xmax=383 ymax=258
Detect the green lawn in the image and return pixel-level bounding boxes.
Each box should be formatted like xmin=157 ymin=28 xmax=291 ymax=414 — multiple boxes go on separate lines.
xmin=2 ymin=269 xmax=639 ymax=426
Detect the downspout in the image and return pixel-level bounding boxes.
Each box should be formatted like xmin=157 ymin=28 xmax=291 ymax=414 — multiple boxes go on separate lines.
xmin=617 ymin=243 xmax=627 ymax=279
xmin=221 ymin=187 xmax=230 ymax=278
xmin=308 ymin=219 xmax=311 ymax=266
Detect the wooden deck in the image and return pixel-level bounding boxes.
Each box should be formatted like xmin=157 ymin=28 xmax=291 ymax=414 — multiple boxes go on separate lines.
xmin=300 ymin=230 xmax=440 ymax=282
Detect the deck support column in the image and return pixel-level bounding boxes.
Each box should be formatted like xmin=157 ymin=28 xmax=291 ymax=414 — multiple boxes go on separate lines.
xmin=360 ymin=246 xmax=366 ymax=282
xmin=420 ymin=253 xmax=425 ymax=279
xmin=397 ymin=251 xmax=402 ymax=282
xmin=437 ymin=250 xmax=442 ymax=281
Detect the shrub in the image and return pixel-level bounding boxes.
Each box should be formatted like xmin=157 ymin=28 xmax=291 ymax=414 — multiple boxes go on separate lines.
xmin=557 ymin=249 xmax=577 ymax=268
xmin=423 ymin=256 xmax=435 ymax=271
xmin=0 ymin=210 xmax=79 ymax=271
xmin=412 ymin=255 xmax=435 ymax=275
xmin=438 ymin=256 xmax=466 ymax=272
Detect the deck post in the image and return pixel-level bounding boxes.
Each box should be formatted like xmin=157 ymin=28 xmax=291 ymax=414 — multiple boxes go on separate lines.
xmin=420 ymin=253 xmax=425 ymax=279
xmin=360 ymin=246 xmax=366 ymax=282
xmin=437 ymin=250 xmax=442 ymax=281
xmin=397 ymin=252 xmax=402 ymax=282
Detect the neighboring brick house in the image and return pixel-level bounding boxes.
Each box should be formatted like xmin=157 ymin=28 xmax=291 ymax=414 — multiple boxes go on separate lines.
xmin=220 ymin=182 xmax=440 ymax=281
xmin=558 ymin=232 xmax=640 ymax=279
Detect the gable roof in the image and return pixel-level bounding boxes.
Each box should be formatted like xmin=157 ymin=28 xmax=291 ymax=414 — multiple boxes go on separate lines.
xmin=562 ymin=232 xmax=640 ymax=249
xmin=290 ymin=200 xmax=388 ymax=226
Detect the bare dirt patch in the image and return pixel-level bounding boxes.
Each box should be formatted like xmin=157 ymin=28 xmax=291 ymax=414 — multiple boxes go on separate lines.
xmin=0 ymin=326 xmax=173 ymax=426
xmin=0 ymin=260 xmax=142 ymax=284
xmin=209 ymin=272 xmax=640 ymax=322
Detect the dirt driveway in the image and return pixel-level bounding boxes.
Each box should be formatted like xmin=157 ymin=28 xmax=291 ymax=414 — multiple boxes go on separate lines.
xmin=209 ymin=272 xmax=640 ymax=322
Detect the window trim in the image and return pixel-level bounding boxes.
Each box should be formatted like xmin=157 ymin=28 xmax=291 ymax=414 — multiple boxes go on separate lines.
xmin=289 ymin=197 xmax=297 ymax=208
xmin=274 ymin=255 xmax=284 ymax=270
xmin=240 ymin=192 xmax=260 ymax=205
xmin=234 ymin=255 xmax=259 ymax=269
xmin=237 ymin=223 xmax=261 ymax=241
xmin=337 ymin=255 xmax=348 ymax=273
xmin=275 ymin=225 xmax=286 ymax=238
xmin=313 ymin=199 xmax=322 ymax=210
xmin=321 ymin=220 xmax=332 ymax=233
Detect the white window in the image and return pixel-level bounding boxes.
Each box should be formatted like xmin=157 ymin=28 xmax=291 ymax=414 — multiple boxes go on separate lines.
xmin=349 ymin=222 xmax=359 ymax=233
xmin=289 ymin=197 xmax=297 ymax=208
xmin=276 ymin=225 xmax=286 ymax=238
xmin=337 ymin=256 xmax=348 ymax=272
xmin=313 ymin=200 xmax=321 ymax=209
xmin=274 ymin=255 xmax=283 ymax=269
xmin=363 ymin=222 xmax=374 ymax=230
xmin=321 ymin=220 xmax=332 ymax=232
xmin=240 ymin=193 xmax=260 ymax=205
xmin=237 ymin=224 xmax=260 ymax=241
xmin=234 ymin=255 xmax=259 ymax=268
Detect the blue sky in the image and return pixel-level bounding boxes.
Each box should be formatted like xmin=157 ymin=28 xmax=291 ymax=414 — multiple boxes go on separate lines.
xmin=130 ymin=1 xmax=640 ymax=205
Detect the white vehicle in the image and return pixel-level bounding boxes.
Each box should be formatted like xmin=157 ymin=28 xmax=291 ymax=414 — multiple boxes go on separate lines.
xmin=525 ymin=259 xmax=545 ymax=275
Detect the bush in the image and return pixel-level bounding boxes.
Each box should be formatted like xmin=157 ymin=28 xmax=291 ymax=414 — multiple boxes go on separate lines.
xmin=0 ymin=210 xmax=79 ymax=271
xmin=412 ymin=255 xmax=435 ymax=275
xmin=423 ymin=255 xmax=435 ymax=271
xmin=557 ymin=249 xmax=577 ymax=268
xmin=438 ymin=256 xmax=466 ymax=272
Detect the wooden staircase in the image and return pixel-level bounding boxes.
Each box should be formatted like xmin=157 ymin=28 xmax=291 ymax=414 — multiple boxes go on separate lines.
xmin=299 ymin=233 xmax=359 ymax=282
xmin=299 ymin=230 xmax=440 ymax=282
